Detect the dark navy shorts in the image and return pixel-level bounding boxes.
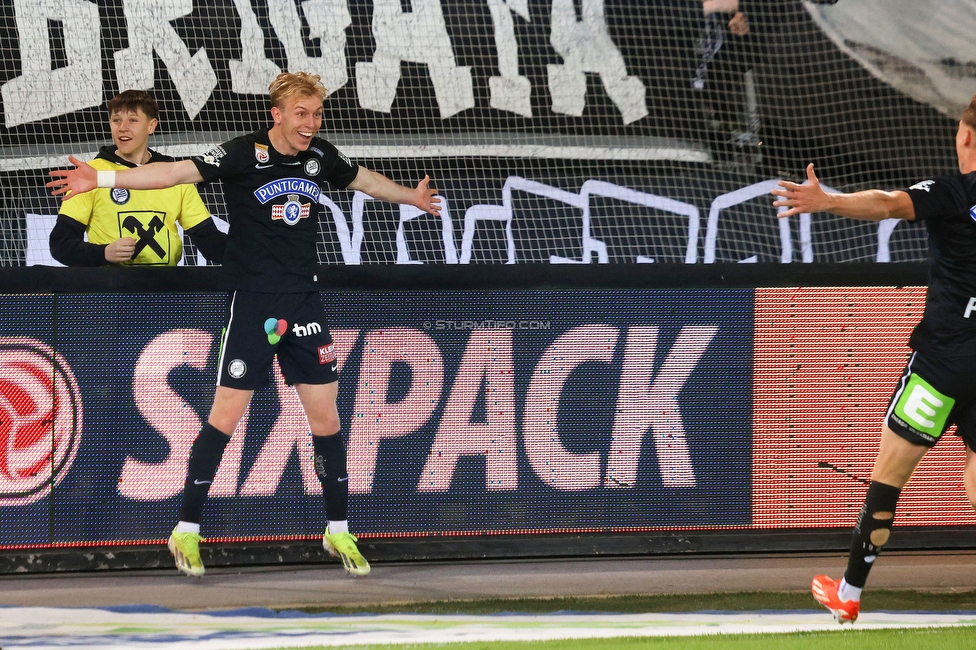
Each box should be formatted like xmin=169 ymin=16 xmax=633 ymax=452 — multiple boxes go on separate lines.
xmin=217 ymin=290 xmax=338 ymax=390
xmin=885 ymin=349 xmax=976 ymax=449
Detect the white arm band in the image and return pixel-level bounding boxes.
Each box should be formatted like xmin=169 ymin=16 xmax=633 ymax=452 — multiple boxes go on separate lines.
xmin=96 ymin=170 xmax=116 ymax=188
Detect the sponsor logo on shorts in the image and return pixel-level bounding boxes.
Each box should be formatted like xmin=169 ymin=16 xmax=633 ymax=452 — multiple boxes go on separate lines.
xmin=318 ymin=343 xmax=336 ymax=365
xmin=304 ymin=158 xmax=320 ymax=176
xmin=0 ymin=338 xmax=83 ymax=505
xmin=255 ymin=143 xmax=269 ymax=163
xmin=893 ymin=374 xmax=954 ymax=439
xmin=293 ymin=321 xmax=322 ymax=338
xmin=110 ymin=188 xmax=130 ymax=205
xmin=227 ymin=358 xmax=247 ymax=379
xmin=264 ymin=318 xmax=287 ymax=345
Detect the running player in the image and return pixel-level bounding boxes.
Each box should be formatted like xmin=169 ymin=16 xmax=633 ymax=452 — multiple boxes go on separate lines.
xmin=48 ymin=71 xmax=441 ymax=577
xmin=770 ymin=94 xmax=976 ymax=623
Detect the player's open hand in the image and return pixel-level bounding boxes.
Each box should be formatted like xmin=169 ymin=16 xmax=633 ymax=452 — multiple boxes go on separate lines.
xmin=771 ymin=163 xmax=829 ymax=218
xmin=47 ymin=156 xmax=96 ymax=197
xmin=414 ymin=175 xmax=442 ymax=216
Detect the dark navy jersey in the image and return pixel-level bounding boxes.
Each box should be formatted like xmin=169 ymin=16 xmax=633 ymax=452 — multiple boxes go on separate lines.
xmin=192 ymin=128 xmax=359 ymax=292
xmin=905 ymin=171 xmax=976 ymax=354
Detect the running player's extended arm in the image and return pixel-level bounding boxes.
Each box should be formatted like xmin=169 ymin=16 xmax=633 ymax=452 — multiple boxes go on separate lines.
xmin=48 ymin=157 xmax=204 ymax=197
xmin=771 ymin=163 xmax=915 ymax=221
xmin=347 ymin=167 xmax=442 ymax=216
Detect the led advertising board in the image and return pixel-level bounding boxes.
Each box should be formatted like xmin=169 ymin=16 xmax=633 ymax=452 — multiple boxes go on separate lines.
xmin=0 ymin=290 xmax=753 ymax=546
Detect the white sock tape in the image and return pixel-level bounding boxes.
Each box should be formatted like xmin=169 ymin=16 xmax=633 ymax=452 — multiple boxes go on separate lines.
xmin=96 ymin=170 xmax=116 ymax=188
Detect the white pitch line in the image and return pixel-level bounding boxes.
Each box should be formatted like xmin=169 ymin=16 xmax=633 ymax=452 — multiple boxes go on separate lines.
xmin=0 ymin=607 xmax=974 ymax=649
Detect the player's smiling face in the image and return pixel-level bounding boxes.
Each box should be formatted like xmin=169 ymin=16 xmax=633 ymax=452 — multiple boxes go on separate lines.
xmin=110 ymin=108 xmax=157 ymax=164
xmin=270 ymin=94 xmax=324 ymax=156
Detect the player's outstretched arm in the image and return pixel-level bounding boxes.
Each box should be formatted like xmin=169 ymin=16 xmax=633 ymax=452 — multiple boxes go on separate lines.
xmin=48 ymin=157 xmax=204 ymax=197
xmin=771 ymin=163 xmax=914 ymax=221
xmin=348 ymin=167 xmax=442 ymax=216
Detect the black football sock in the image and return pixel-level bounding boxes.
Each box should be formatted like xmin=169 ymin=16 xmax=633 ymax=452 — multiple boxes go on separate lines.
xmin=177 ymin=423 xmax=231 ymax=524
xmin=844 ymin=480 xmax=901 ymax=588
xmin=313 ymin=433 xmax=348 ymax=524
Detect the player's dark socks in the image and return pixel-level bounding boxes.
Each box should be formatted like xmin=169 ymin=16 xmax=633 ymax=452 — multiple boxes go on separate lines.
xmin=844 ymin=480 xmax=901 ymax=588
xmin=313 ymin=433 xmax=348 ymax=522
xmin=177 ymin=423 xmax=231 ymax=524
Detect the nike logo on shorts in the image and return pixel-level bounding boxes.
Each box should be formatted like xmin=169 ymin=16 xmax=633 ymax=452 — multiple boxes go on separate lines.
xmin=193 ymin=479 xmax=212 ymax=485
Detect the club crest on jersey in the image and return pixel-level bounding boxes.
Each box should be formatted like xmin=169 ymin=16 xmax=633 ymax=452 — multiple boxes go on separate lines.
xmin=254 ymin=177 xmax=321 ymax=204
xmin=970 ymin=204 xmax=976 ymax=223
xmin=304 ymin=158 xmax=320 ymax=176
xmin=254 ymin=143 xmax=270 ymax=163
xmin=110 ymin=188 xmax=130 ymax=205
xmin=227 ymin=359 xmax=246 ymax=379
xmin=272 ymin=194 xmax=310 ymax=225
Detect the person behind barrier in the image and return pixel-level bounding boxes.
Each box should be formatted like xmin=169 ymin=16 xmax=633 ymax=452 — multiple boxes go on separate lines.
xmin=49 ymin=90 xmax=225 ymax=267
xmin=770 ymin=94 xmax=976 ymax=624
xmin=695 ymin=0 xmax=757 ymax=156
xmin=47 ymin=71 xmax=441 ymax=579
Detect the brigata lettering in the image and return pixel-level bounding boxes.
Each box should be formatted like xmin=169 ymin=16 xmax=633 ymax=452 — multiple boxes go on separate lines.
xmin=2 ymin=0 xmax=645 ymax=127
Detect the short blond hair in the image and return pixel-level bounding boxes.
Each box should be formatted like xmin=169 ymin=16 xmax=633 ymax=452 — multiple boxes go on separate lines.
xmin=268 ymin=72 xmax=327 ymax=109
